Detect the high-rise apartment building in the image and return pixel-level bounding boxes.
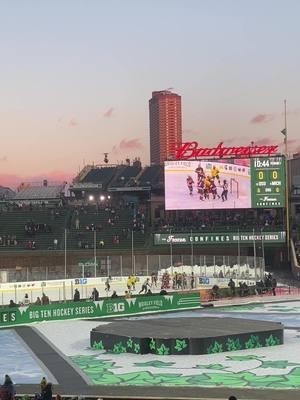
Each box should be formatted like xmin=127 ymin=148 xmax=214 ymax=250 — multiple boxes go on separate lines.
xmin=149 ymin=90 xmax=182 ymax=164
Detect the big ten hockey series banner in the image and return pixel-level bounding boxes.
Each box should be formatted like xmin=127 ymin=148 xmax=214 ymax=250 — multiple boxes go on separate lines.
xmin=0 ymin=292 xmax=201 ymax=327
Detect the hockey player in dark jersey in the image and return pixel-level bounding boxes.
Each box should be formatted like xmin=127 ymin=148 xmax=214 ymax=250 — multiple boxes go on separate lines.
xmin=197 ymin=178 xmax=205 ymax=201
xmin=195 ymin=164 xmax=205 ymax=182
xmin=211 ymin=180 xmax=220 ymax=200
xmin=186 ymin=176 xmax=194 ymax=195
xmin=221 ymin=179 xmax=228 ymax=201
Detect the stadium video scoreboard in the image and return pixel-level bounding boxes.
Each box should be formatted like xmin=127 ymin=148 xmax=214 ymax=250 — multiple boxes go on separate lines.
xmin=164 ymin=155 xmax=286 ymax=210
xmin=251 ymin=157 xmax=286 ymax=208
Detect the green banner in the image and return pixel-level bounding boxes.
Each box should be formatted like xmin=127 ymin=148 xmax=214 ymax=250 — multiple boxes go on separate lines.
xmin=0 ymin=292 xmax=201 ymax=328
xmin=153 ymin=231 xmax=286 ymax=245
xmin=251 ymin=157 xmax=286 ymax=208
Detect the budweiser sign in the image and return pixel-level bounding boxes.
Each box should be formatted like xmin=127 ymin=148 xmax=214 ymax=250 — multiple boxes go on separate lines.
xmin=174 ymin=141 xmax=278 ymax=160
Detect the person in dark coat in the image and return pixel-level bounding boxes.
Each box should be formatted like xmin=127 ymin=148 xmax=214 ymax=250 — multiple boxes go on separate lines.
xmin=8 ymin=300 xmax=18 ymax=308
xmin=1 ymin=375 xmax=16 ymax=400
xmin=40 ymin=383 xmax=52 ymax=400
xmin=73 ymin=289 xmax=80 ymax=302
xmin=91 ymin=288 xmax=99 ymax=301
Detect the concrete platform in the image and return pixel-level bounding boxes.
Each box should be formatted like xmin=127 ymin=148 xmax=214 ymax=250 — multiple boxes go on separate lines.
xmin=90 ymin=317 xmax=284 ymax=355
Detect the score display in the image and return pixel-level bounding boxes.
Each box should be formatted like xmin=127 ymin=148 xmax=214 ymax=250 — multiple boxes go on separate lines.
xmin=251 ymin=157 xmax=285 ymax=208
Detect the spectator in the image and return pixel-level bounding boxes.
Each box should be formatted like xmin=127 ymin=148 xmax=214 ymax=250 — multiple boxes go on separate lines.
xmin=35 ymin=297 xmax=42 ymax=305
xmin=271 ymin=277 xmax=277 ymax=296
xmin=125 ymin=290 xmax=131 ymax=299
xmin=111 ymin=291 xmax=118 ymax=298
xmin=91 ymin=288 xmax=99 ymax=301
xmin=190 ymin=272 xmax=195 ymax=289
xmin=160 ymin=289 xmax=168 ymax=295
xmin=8 ymin=300 xmax=18 ymax=308
xmin=74 ymin=288 xmax=80 ymax=302
xmin=41 ymin=293 xmax=50 ymax=305
xmin=1 ymin=375 xmax=15 ymax=400
xmin=23 ymin=293 xmax=30 ymax=305
xmin=212 ymin=284 xmax=220 ymax=300
xmin=53 ymin=239 xmax=58 ymax=249
xmin=228 ymin=278 xmax=236 ymax=296
xmin=40 ymin=383 xmax=52 ymax=400
xmin=40 ymin=377 xmax=47 ymax=392
xmin=228 ymin=396 xmax=237 ymax=400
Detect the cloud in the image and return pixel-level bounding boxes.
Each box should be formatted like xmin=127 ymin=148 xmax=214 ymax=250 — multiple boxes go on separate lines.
xmin=250 ymin=114 xmax=275 ymax=124
xmin=112 ymin=138 xmax=144 ymax=156
xmin=103 ymin=107 xmax=114 ymax=118
xmin=252 ymin=137 xmax=274 ymax=146
xmin=284 ymin=108 xmax=300 ymax=117
xmin=0 ymin=170 xmax=73 ymax=189
xmin=69 ymin=118 xmax=78 ymax=127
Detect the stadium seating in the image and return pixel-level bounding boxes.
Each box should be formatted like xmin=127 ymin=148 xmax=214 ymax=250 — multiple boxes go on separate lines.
xmin=0 ymin=209 xmax=67 ymax=250
xmin=81 ymin=167 xmax=116 ymax=186
xmin=67 ymin=206 xmax=146 ymax=251
xmin=109 ymin=166 xmax=142 ymax=187
xmin=138 ymin=165 xmax=163 ymax=186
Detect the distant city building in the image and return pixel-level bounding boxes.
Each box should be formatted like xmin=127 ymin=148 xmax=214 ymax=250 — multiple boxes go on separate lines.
xmin=149 ymin=90 xmax=182 ymax=164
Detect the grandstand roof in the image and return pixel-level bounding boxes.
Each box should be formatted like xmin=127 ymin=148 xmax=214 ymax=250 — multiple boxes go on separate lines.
xmin=0 ymin=186 xmax=15 ymax=200
xmin=13 ymin=185 xmax=64 ymax=200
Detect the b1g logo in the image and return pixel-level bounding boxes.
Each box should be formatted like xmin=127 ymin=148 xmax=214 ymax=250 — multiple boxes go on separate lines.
xmin=106 ymin=303 xmax=125 ymax=314
xmin=0 ymin=311 xmax=16 ymax=323
xmin=74 ymin=278 xmax=87 ymax=285
xmin=199 ymin=277 xmax=209 ymax=284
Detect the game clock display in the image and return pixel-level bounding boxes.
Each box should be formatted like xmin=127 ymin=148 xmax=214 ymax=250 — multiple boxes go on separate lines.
xmin=251 ymin=157 xmax=285 ymax=208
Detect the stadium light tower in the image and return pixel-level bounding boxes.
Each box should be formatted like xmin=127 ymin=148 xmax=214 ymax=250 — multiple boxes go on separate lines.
xmin=281 ymin=99 xmax=290 ymax=261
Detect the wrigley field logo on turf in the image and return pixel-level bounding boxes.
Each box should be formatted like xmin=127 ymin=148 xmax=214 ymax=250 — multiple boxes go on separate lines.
xmin=154 ymin=231 xmax=286 ymax=245
xmin=174 ymin=141 xmax=279 ymax=159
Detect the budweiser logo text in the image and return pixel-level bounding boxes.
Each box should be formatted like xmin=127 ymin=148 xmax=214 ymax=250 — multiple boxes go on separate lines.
xmin=174 ymin=142 xmax=279 ymax=159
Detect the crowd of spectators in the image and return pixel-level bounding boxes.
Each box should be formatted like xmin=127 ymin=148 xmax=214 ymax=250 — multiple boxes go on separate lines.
xmin=25 ymin=221 xmax=52 ymax=235
xmin=155 ymin=209 xmax=283 ymax=232
xmin=132 ymin=208 xmax=146 ymax=233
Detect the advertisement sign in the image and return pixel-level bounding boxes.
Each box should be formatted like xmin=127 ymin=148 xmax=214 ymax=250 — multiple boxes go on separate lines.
xmin=174 ymin=141 xmax=279 ymax=159
xmin=0 ymin=292 xmax=201 ymax=328
xmin=153 ymin=231 xmax=286 ymax=245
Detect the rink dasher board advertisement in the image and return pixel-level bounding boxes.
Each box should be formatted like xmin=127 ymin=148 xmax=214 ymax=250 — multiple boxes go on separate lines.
xmin=0 ymin=292 xmax=201 ymax=327
xmin=164 ymin=156 xmax=285 ymax=210
xmin=153 ymin=231 xmax=286 ymax=245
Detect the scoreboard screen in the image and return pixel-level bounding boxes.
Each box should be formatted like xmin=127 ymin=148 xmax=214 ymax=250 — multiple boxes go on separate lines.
xmin=251 ymin=157 xmax=285 ymax=208
xmin=164 ymin=156 xmax=285 ymax=210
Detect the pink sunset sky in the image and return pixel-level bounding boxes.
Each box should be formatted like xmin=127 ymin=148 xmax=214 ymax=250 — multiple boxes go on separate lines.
xmin=1 ymin=1 xmax=300 ymax=188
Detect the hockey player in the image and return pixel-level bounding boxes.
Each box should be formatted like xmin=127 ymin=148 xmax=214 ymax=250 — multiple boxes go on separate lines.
xmin=186 ymin=176 xmax=194 ymax=195
xmin=221 ymin=179 xmax=228 ymax=201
